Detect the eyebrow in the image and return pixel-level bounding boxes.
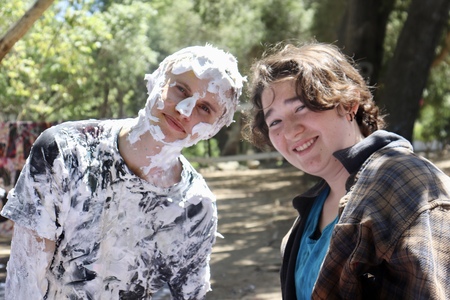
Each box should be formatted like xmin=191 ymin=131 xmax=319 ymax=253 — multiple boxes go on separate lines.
xmin=264 ymin=96 xmax=301 ymax=121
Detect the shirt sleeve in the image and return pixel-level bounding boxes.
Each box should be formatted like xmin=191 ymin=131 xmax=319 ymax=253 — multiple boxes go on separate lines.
xmin=4 ymin=225 xmax=54 ymax=299
xmin=1 ymin=127 xmax=68 ymax=241
xmin=369 ymin=153 xmax=450 ymax=298
xmin=388 ymin=204 xmax=450 ymax=298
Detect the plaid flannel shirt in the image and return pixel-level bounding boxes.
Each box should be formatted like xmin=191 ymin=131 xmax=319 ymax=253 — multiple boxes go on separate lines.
xmin=281 ymin=130 xmax=450 ymax=300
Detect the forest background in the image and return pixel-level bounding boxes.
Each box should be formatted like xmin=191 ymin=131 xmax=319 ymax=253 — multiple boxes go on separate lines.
xmin=0 ymin=0 xmax=449 ymax=161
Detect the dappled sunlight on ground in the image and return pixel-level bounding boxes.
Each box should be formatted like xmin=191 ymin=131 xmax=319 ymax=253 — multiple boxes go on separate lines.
xmin=203 ymin=166 xmax=318 ymax=299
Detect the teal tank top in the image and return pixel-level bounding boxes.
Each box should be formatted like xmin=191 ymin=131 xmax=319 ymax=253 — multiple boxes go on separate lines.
xmin=295 ymin=186 xmax=338 ymax=299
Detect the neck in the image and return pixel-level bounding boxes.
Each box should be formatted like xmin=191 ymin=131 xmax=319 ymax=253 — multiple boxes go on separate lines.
xmin=324 ymin=165 xmax=350 ymax=199
xmin=317 ymin=167 xmax=349 ymax=232
xmin=118 ymin=121 xmax=183 ymax=187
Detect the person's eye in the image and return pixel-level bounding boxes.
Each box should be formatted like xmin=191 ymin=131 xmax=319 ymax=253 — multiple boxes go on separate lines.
xmin=268 ymin=119 xmax=281 ymax=128
xmin=295 ymin=105 xmax=306 ymax=112
xmin=198 ymin=104 xmax=211 ymax=113
xmin=176 ymin=85 xmax=189 ymax=97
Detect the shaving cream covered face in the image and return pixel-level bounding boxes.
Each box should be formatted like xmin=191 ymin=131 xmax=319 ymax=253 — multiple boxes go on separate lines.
xmin=129 ymin=44 xmax=245 ymax=148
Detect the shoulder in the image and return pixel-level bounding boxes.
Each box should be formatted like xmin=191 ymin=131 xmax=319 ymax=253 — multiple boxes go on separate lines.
xmin=35 ymin=119 xmax=120 ymax=150
xmin=28 ymin=124 xmax=65 ymax=176
xmin=351 ymin=146 xmax=450 ymax=216
xmin=361 ymin=147 xmax=446 ymax=188
xmin=33 ymin=120 xmax=100 ymax=146
xmin=29 ymin=120 xmax=108 ymax=175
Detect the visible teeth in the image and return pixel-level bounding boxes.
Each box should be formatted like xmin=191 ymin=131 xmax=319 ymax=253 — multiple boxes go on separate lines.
xmin=295 ymin=139 xmax=314 ymax=151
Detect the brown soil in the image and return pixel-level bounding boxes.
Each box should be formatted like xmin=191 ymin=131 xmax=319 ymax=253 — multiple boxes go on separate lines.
xmin=204 ymin=165 xmax=315 ymax=300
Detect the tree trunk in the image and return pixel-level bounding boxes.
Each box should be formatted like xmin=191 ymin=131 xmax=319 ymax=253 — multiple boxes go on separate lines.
xmin=377 ymin=0 xmax=450 ymax=142
xmin=0 ymin=0 xmax=55 ymax=62
xmin=337 ymin=0 xmax=395 ymax=86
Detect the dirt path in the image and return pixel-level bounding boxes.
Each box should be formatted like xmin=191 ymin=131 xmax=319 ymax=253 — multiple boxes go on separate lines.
xmin=203 ymin=165 xmax=317 ymax=300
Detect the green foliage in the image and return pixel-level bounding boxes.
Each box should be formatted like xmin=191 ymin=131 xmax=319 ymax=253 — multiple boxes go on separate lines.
xmin=183 ymin=138 xmax=220 ymax=158
xmin=410 ymin=1 xmax=449 ymax=146
xmin=0 ymin=0 xmax=33 ymax=32
xmin=0 ymin=0 xmax=314 ymax=122
xmin=1 ymin=0 xmax=448 ymax=156
xmin=414 ymin=61 xmax=450 ymax=146
xmin=0 ymin=0 xmax=157 ymax=121
xmin=182 ymin=138 xmax=220 ymax=168
xmin=382 ymin=0 xmax=410 ymax=67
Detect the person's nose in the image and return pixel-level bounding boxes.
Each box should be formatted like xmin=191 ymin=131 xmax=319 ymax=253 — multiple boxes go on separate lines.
xmin=284 ymin=117 xmax=304 ymax=140
xmin=176 ymin=98 xmax=196 ymax=120
xmin=179 ymin=111 xmax=192 ymax=122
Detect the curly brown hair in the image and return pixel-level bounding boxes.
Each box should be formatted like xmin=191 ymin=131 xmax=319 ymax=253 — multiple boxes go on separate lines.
xmin=242 ymin=42 xmax=385 ymax=150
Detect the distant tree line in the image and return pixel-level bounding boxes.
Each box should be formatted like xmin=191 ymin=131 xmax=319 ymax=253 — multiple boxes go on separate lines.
xmin=1 ymin=0 xmax=449 ymax=156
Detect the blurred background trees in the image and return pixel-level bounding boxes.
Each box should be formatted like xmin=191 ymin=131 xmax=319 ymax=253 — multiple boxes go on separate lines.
xmin=1 ymin=0 xmax=449 ymax=158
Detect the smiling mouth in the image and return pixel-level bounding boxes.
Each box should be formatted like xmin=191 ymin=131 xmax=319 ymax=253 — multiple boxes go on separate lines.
xmin=164 ymin=114 xmax=186 ymax=133
xmin=293 ymin=137 xmax=317 ymax=152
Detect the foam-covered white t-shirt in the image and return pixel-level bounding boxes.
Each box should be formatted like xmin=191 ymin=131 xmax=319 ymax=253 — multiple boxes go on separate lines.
xmin=2 ymin=119 xmax=217 ymax=299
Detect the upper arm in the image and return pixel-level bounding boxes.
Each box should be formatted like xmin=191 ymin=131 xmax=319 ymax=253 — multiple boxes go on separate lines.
xmin=10 ymin=224 xmax=55 ymax=264
xmin=389 ymin=207 xmax=450 ymax=298
xmin=2 ymin=126 xmax=66 ymax=240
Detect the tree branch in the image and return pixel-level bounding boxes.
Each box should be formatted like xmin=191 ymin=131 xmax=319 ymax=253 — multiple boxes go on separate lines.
xmin=0 ymin=0 xmax=55 ymax=62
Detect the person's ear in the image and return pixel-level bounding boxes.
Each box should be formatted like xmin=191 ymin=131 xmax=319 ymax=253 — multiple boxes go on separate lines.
xmin=350 ymin=103 xmax=359 ymax=115
xmin=347 ymin=90 xmax=360 ymax=120
xmin=345 ymin=102 xmax=359 ymax=122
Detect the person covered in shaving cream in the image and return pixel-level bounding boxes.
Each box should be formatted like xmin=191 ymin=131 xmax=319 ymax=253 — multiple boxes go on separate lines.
xmin=1 ymin=44 xmax=245 ymax=300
